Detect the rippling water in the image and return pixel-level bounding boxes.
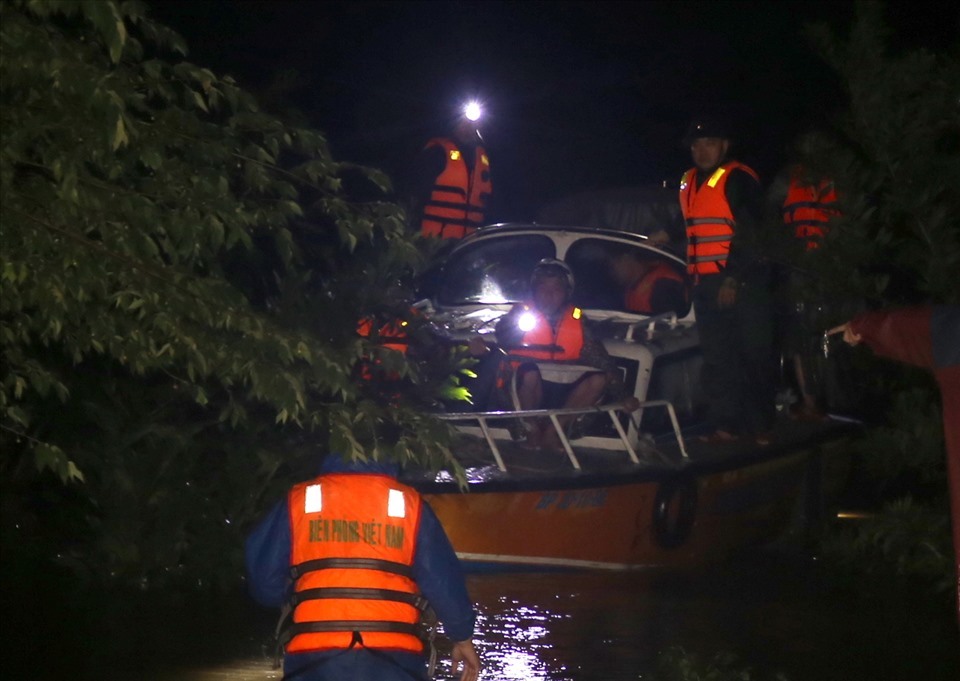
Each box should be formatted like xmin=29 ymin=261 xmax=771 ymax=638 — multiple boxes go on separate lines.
xmin=147 ymin=548 xmax=957 ymax=681
xmin=456 ymin=558 xmax=958 ymax=681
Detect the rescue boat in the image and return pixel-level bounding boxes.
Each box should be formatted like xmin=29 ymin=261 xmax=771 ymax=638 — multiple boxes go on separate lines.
xmin=401 ymin=224 xmax=855 ymax=570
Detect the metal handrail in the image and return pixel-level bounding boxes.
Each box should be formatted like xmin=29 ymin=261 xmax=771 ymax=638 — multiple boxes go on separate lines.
xmin=434 ymin=399 xmax=688 ymax=472
xmin=624 ymin=311 xmax=679 ymax=342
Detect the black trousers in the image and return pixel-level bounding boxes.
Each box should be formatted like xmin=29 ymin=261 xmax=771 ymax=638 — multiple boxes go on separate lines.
xmin=693 ymin=272 xmax=777 ymax=436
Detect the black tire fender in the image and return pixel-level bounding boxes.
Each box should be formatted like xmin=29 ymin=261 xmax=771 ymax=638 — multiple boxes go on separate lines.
xmin=652 ymin=474 xmax=698 ymax=549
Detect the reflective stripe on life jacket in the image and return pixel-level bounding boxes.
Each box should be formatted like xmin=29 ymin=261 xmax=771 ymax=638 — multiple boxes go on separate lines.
xmin=421 ymin=138 xmax=492 ymax=240
xmin=284 ymin=474 xmax=425 ymax=654
xmin=508 ymin=304 xmax=584 ymax=362
xmin=679 ymin=161 xmax=759 ymax=275
xmin=782 ymin=172 xmax=839 ymax=251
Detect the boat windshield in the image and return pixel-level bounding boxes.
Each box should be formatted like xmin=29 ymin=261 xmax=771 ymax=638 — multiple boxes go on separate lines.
xmin=436 ymin=235 xmax=556 ymax=305
xmin=434 ymin=233 xmax=690 ymax=317
xmin=565 ymin=238 xmax=691 ymax=316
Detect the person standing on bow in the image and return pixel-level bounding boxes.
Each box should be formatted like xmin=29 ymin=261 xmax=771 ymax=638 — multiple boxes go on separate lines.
xmin=679 ymin=117 xmax=776 ymax=446
xmin=412 ymin=101 xmax=493 ymax=240
xmin=495 ymin=258 xmax=615 ymax=450
xmin=245 ymin=453 xmax=482 ymax=681
xmin=768 ymin=136 xmax=842 ymax=421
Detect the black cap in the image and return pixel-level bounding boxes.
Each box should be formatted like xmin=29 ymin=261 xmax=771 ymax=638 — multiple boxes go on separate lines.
xmin=682 ymin=118 xmax=729 ymax=146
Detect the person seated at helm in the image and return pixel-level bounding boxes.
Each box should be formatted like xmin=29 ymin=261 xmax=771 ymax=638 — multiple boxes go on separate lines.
xmin=610 ymin=250 xmax=687 ymax=316
xmin=495 ymin=258 xmax=615 ymax=450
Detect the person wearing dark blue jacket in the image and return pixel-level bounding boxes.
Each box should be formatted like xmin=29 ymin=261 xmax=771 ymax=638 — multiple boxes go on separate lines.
xmin=245 ymin=453 xmax=481 ymax=681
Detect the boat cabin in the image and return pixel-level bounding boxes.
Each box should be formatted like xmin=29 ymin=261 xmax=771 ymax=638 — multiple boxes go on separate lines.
xmin=416 ymin=223 xmax=702 ymax=462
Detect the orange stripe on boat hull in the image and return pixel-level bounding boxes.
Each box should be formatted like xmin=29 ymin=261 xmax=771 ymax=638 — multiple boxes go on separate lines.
xmin=424 ymin=453 xmax=808 ymax=569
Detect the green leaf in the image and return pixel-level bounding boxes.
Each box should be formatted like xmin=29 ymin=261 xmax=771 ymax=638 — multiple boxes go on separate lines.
xmin=112 ymin=116 xmax=129 ymax=150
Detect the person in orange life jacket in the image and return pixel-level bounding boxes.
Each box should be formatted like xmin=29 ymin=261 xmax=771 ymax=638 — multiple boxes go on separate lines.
xmin=780 ymin=165 xmax=839 ymax=253
xmin=767 ymin=151 xmax=841 ymax=422
xmin=610 ymin=250 xmax=687 ymax=316
xmin=356 ymin=309 xmax=493 ymax=415
xmin=495 ymin=259 xmax=614 ymax=450
xmin=679 ymin=117 xmax=777 ymax=446
xmin=411 ymin=110 xmax=493 ymax=240
xmin=245 ymin=452 xmax=481 ymax=681
xmin=356 ymin=315 xmax=413 ymax=383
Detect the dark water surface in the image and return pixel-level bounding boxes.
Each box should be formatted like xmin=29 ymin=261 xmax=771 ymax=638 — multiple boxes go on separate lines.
xmin=460 ymin=553 xmax=957 ymax=680
xmin=129 ymin=549 xmax=957 ymax=681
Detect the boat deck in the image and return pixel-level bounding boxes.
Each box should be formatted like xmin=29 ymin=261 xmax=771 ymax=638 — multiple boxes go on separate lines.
xmin=404 ymin=409 xmax=859 ymax=492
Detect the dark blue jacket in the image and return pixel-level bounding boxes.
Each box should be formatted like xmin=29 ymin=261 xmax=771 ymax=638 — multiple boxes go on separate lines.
xmin=245 ymin=454 xmax=476 ymax=680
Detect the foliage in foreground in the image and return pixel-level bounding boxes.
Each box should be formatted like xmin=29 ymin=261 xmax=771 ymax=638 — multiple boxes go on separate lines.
xmin=798 ymin=2 xmax=960 ymax=597
xmin=821 ymin=497 xmax=954 ymax=597
xmin=802 ymin=3 xmax=960 ymax=310
xmin=0 ymin=0 xmax=467 ymax=589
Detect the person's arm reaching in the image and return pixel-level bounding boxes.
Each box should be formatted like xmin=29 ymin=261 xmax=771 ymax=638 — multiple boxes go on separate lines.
xmin=412 ymin=501 xmax=481 ymax=679
xmin=828 ymin=307 xmax=934 ymax=370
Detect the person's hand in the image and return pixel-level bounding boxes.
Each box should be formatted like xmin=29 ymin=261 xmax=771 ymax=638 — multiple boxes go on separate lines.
xmin=717 ymin=277 xmax=738 ymax=308
xmin=466 ymin=336 xmax=490 ymax=357
xmin=827 ymin=322 xmax=862 ymax=346
xmin=451 ymin=639 xmax=481 ymax=681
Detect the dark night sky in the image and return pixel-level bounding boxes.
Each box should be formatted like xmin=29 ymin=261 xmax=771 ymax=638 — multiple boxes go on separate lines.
xmin=149 ymin=0 xmax=958 ymax=219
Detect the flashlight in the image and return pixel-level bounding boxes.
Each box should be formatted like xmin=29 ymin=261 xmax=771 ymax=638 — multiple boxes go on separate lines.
xmin=463 ymin=101 xmax=482 ymax=122
xmin=517 ymin=311 xmax=537 ymax=333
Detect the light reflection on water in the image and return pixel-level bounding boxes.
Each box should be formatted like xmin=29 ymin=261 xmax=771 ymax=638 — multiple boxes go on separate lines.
xmin=472 ymin=601 xmax=558 ymax=680
xmin=157 ymin=552 xmax=958 ymax=681
xmin=450 ymin=572 xmax=660 ymax=680
xmin=441 ymin=554 xmax=958 ymax=681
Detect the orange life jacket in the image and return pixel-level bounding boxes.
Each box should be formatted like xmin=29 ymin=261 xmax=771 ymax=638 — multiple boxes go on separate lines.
xmin=283 ymin=473 xmax=426 ymax=654
xmin=356 ymin=317 xmax=410 ymax=355
xmin=782 ymin=172 xmax=839 ymax=251
xmin=507 ymin=304 xmax=585 ymax=362
xmin=356 ymin=317 xmax=410 ymax=382
xmin=420 ymin=138 xmax=492 ymax=240
xmin=678 ymin=161 xmax=759 ymax=275
xmin=625 ymin=262 xmax=686 ymax=313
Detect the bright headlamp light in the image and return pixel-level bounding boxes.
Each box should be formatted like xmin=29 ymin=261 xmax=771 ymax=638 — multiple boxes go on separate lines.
xmin=517 ymin=311 xmax=537 ymax=333
xmin=463 ymin=101 xmax=482 ymax=122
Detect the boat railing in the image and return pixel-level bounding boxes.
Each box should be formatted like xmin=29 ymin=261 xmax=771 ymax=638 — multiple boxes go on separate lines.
xmin=624 ymin=310 xmax=679 ymax=342
xmin=434 ymin=399 xmax=688 ymax=472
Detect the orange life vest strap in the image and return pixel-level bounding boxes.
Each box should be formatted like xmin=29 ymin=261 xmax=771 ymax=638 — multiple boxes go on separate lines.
xmin=684 ymin=217 xmax=735 ymax=227
xmin=290 ymin=557 xmax=414 ymax=580
xmin=278 ymin=620 xmax=429 ymax=652
xmin=291 ymin=586 xmax=429 ymax=612
xmin=782 ymin=200 xmax=833 ymax=213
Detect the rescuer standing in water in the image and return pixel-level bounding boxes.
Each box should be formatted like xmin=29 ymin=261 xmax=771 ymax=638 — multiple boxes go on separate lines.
xmin=245 ymin=453 xmax=481 ymax=681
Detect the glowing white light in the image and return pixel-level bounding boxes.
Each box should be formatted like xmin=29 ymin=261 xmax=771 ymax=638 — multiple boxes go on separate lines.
xmin=517 ymin=311 xmax=537 ymax=332
xmin=464 ymin=101 xmax=482 ymax=122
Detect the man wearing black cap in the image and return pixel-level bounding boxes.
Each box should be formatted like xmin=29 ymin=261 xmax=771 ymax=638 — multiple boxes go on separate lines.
xmin=679 ymin=118 xmax=776 ymax=446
